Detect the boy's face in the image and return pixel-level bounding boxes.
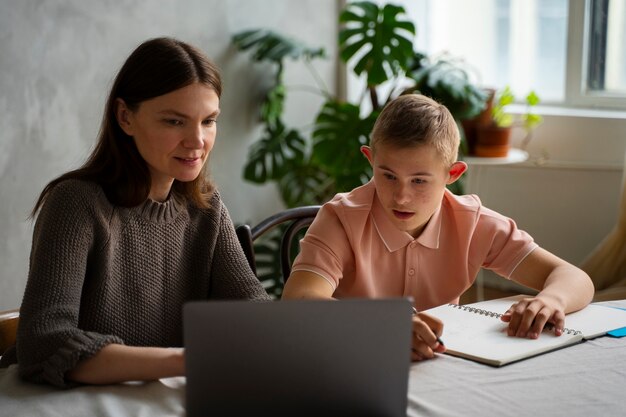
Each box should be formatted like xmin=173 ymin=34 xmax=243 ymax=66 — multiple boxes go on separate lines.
xmin=362 ymin=143 xmax=466 ymax=238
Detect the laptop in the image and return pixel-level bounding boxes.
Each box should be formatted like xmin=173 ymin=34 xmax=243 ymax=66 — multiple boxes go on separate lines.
xmin=184 ymin=298 xmax=413 ymax=417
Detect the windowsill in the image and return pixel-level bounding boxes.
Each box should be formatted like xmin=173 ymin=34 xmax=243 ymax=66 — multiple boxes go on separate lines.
xmin=507 ymin=103 xmax=626 ymax=120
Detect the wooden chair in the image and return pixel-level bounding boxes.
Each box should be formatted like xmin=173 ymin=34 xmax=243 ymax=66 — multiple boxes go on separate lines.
xmin=236 ymin=205 xmax=321 ymax=284
xmin=0 ymin=309 xmax=19 ymax=356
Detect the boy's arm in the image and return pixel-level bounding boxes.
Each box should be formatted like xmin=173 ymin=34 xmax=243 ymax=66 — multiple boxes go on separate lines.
xmin=282 ymin=271 xmax=446 ymax=361
xmin=503 ymin=247 xmax=595 ymax=338
xmin=282 ymin=271 xmax=336 ymax=300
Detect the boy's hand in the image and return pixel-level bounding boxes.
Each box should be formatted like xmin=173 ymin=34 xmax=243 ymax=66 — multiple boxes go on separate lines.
xmin=500 ymin=296 xmax=566 ymax=339
xmin=411 ymin=312 xmax=446 ymax=361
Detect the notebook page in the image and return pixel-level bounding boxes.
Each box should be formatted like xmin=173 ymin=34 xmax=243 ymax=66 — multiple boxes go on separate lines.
xmin=425 ymin=303 xmax=583 ymax=366
xmin=465 ymin=296 xmax=626 ymax=339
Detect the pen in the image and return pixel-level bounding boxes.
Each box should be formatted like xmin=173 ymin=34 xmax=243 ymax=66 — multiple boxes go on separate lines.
xmin=412 ymin=306 xmax=445 ymax=346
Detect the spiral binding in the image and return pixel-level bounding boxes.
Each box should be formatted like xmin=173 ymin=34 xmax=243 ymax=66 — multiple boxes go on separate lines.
xmin=448 ymin=304 xmax=582 ymax=335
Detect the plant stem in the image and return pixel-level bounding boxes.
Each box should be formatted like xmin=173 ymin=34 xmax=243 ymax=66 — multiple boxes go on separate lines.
xmin=369 ymin=86 xmax=379 ymax=110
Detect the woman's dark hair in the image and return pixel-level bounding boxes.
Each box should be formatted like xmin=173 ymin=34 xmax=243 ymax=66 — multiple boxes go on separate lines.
xmin=32 ymin=37 xmax=222 ymax=216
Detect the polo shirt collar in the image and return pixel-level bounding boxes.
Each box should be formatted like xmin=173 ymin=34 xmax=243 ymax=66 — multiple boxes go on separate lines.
xmin=371 ymin=193 xmax=442 ymax=252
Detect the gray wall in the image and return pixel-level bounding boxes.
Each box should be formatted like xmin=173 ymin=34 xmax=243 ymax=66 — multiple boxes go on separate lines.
xmin=1 ymin=1 xmax=625 ymax=310
xmin=0 ymin=0 xmax=339 ymax=310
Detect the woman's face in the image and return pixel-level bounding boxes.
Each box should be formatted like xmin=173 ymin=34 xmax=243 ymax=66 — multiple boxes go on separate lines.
xmin=116 ymin=82 xmax=220 ymax=201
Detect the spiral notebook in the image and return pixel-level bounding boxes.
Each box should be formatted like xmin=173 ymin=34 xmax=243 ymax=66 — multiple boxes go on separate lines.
xmin=424 ymin=295 xmax=626 ymax=366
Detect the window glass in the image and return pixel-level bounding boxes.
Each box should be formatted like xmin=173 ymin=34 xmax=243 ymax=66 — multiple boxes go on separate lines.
xmin=369 ymin=0 xmax=626 ymax=108
xmin=388 ymin=0 xmax=569 ymax=103
xmin=591 ymin=0 xmax=626 ymax=94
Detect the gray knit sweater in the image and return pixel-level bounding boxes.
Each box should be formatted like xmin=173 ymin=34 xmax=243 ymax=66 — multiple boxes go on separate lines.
xmin=0 ymin=179 xmax=270 ymax=387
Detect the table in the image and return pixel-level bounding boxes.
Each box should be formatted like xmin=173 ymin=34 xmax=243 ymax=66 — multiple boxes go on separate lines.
xmin=407 ymin=298 xmax=626 ymax=416
xmin=1 ymin=300 xmax=625 ymax=417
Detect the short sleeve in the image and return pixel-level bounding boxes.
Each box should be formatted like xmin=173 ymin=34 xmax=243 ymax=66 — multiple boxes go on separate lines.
xmin=291 ymin=203 xmax=355 ymax=290
xmin=474 ymin=206 xmax=538 ymax=278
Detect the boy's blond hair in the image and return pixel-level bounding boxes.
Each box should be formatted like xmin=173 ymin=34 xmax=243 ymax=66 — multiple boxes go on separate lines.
xmin=370 ymin=94 xmax=460 ymax=167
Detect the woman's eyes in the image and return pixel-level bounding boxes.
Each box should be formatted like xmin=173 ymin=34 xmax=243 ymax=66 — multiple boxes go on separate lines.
xmin=164 ymin=119 xmax=183 ymax=126
xmin=163 ymin=119 xmax=217 ymax=127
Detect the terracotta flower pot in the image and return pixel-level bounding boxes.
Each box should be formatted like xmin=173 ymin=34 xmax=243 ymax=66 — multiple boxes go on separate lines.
xmin=461 ymin=88 xmax=496 ymax=156
xmin=475 ymin=125 xmax=512 ymax=157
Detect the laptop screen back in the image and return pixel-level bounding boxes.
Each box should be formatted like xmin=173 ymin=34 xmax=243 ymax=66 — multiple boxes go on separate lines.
xmin=184 ymin=298 xmax=413 ymax=417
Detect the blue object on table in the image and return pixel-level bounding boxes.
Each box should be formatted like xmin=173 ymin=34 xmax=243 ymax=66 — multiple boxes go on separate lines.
xmin=607 ymin=307 xmax=626 ymax=337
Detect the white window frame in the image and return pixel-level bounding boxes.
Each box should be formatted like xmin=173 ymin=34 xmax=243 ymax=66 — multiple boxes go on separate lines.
xmin=566 ymin=0 xmax=626 ymax=110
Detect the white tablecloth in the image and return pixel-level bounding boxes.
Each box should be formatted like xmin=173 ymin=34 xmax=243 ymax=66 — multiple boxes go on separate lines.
xmin=1 ymin=300 xmax=625 ymax=417
xmin=0 ymin=365 xmax=185 ymax=417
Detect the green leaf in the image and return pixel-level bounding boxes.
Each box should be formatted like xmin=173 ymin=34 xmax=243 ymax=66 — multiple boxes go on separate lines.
xmin=526 ymin=90 xmax=540 ymax=106
xmin=523 ymin=113 xmax=543 ymax=130
xmin=232 ymin=29 xmax=325 ymax=64
xmin=278 ymin=163 xmax=334 ymax=207
xmin=243 ymin=121 xmax=306 ymax=183
xmin=407 ymin=53 xmax=489 ymax=120
xmin=491 ymin=86 xmax=515 ymax=127
xmin=339 ymin=1 xmax=415 ymax=85
xmin=260 ymin=84 xmax=285 ymax=126
xmin=312 ymin=100 xmax=378 ymax=181
xmin=498 ymin=85 xmax=515 ymax=106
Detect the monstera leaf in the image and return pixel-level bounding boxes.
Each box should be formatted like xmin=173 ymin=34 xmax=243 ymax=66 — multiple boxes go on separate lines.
xmin=278 ymin=162 xmax=333 ymax=207
xmin=232 ymin=29 xmax=325 ymax=64
xmin=243 ymin=121 xmax=306 ymax=183
xmin=339 ymin=2 xmax=415 ymax=85
xmin=312 ymin=100 xmax=377 ymax=181
xmin=260 ymin=84 xmax=285 ymax=127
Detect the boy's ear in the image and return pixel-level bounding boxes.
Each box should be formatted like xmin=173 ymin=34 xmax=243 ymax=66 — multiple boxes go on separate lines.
xmin=361 ymin=145 xmax=374 ymax=166
xmin=446 ymin=161 xmax=468 ymax=184
xmin=115 ymin=98 xmax=134 ymax=136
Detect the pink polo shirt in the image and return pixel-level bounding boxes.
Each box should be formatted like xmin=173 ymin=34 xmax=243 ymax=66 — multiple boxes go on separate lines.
xmin=291 ymin=180 xmax=538 ymax=310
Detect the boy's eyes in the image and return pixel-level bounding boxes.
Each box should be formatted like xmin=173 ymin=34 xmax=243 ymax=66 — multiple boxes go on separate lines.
xmin=382 ymin=172 xmax=426 ymax=184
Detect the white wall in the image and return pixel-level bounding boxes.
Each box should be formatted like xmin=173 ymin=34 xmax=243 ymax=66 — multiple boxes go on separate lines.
xmin=0 ymin=0 xmax=339 ymax=310
xmin=467 ymin=111 xmax=626 ymax=291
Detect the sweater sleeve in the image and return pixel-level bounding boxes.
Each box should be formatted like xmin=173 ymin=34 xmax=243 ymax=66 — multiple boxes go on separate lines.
xmin=16 ymin=181 xmax=123 ymax=388
xmin=209 ymin=199 xmax=271 ymax=301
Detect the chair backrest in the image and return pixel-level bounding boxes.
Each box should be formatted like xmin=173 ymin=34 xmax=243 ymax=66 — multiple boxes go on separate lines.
xmin=0 ymin=309 xmax=19 ymax=356
xmin=236 ymin=205 xmax=321 ymax=284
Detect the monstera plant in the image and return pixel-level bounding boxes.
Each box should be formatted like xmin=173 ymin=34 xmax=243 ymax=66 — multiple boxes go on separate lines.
xmin=234 ymin=1 xmax=486 ymax=206
xmin=233 ymin=1 xmax=487 ymax=296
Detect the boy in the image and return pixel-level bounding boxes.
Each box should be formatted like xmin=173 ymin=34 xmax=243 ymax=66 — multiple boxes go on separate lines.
xmin=282 ymin=94 xmax=594 ymax=361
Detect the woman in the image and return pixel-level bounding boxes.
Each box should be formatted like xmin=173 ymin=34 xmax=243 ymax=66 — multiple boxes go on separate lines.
xmin=0 ymin=37 xmax=270 ymax=387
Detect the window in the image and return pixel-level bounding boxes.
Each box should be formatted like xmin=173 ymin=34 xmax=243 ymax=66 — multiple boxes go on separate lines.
xmin=582 ymin=0 xmax=626 ymax=96
xmin=390 ymin=0 xmax=626 ymax=109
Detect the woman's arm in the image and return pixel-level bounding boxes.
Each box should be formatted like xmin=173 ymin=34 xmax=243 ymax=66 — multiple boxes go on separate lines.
xmin=503 ymin=247 xmax=595 ymax=338
xmin=66 ymin=344 xmax=184 ymax=385
xmin=210 ymin=200 xmax=271 ymax=300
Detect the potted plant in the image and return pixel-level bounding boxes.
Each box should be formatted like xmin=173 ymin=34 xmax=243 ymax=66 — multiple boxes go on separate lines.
xmin=474 ymin=86 xmax=542 ymax=157
xmin=231 ymin=1 xmax=487 ymax=295
xmin=461 ymin=87 xmax=496 ymax=155
xmin=233 ymin=2 xmax=487 ymax=206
